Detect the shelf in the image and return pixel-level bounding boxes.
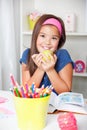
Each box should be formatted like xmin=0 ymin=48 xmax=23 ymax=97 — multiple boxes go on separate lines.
xmin=22 ymin=31 xmax=32 ymax=35
xmin=66 ymin=32 xmax=87 ymax=36
xmin=22 ymin=31 xmax=87 ymax=36
xmin=73 ymin=72 xmax=87 ymax=77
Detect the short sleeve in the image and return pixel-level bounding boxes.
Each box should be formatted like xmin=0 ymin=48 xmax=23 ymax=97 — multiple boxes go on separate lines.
xmin=19 ymin=48 xmax=29 ymax=64
xmin=55 ymin=49 xmax=75 ymax=72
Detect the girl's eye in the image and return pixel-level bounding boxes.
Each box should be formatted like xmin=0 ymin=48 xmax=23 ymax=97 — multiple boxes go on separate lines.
xmin=52 ymin=37 xmax=58 ymax=40
xmin=40 ymin=34 xmax=45 ymax=38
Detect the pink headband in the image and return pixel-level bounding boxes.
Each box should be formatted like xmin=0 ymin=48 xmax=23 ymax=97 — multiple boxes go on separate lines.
xmin=43 ymin=18 xmax=62 ymax=35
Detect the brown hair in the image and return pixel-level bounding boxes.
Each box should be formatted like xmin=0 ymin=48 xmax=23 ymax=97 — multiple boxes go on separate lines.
xmin=27 ymin=14 xmax=66 ymax=76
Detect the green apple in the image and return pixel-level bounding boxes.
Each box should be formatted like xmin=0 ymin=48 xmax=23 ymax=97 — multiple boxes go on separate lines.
xmin=42 ymin=50 xmax=53 ymax=61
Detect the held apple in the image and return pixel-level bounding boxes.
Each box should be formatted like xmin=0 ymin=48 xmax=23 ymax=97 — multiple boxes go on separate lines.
xmin=42 ymin=50 xmax=53 ymax=61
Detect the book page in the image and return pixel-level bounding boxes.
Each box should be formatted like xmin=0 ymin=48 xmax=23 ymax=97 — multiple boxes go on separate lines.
xmin=57 ymin=92 xmax=84 ymax=106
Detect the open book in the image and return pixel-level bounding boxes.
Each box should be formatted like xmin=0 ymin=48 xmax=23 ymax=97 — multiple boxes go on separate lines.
xmin=48 ymin=92 xmax=87 ymax=114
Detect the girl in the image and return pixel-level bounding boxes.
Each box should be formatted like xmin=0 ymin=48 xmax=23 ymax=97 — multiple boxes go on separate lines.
xmin=20 ymin=14 xmax=74 ymax=95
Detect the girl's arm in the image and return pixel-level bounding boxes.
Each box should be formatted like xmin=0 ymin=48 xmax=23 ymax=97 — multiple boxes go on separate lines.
xmin=40 ymin=53 xmax=73 ymax=94
xmin=21 ymin=63 xmax=45 ymax=87
xmin=46 ymin=63 xmax=73 ymax=94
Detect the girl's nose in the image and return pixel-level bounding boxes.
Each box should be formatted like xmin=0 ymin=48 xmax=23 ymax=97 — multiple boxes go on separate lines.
xmin=45 ymin=38 xmax=50 ymax=45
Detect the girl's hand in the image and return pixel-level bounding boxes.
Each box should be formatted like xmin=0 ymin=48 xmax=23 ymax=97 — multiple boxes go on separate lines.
xmin=41 ymin=54 xmax=57 ymax=72
xmin=32 ymin=53 xmax=57 ymax=72
xmin=32 ymin=53 xmax=44 ymax=70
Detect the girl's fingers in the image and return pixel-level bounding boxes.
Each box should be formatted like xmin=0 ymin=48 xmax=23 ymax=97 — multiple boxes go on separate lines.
xmin=32 ymin=53 xmax=43 ymax=66
xmin=32 ymin=54 xmax=37 ymax=60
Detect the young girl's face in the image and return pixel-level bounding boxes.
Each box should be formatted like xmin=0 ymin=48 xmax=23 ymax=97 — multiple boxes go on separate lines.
xmin=36 ymin=25 xmax=60 ymax=53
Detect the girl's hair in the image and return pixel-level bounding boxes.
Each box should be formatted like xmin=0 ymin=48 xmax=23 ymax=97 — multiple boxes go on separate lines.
xmin=27 ymin=14 xmax=66 ymax=76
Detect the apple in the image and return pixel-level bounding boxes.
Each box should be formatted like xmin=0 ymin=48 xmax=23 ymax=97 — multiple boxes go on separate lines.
xmin=42 ymin=50 xmax=53 ymax=61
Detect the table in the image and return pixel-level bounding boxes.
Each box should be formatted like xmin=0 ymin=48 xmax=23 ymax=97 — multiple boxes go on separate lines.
xmin=0 ymin=90 xmax=87 ymax=130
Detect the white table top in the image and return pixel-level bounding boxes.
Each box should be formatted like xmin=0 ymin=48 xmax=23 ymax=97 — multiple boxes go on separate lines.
xmin=0 ymin=90 xmax=87 ymax=130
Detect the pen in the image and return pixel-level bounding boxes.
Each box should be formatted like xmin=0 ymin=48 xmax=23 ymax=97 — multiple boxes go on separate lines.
xmin=14 ymin=87 xmax=21 ymax=97
xmin=31 ymin=83 xmax=35 ymax=93
xmin=20 ymin=87 xmax=26 ymax=98
xmin=10 ymin=74 xmax=17 ymax=86
xmin=25 ymin=84 xmax=29 ymax=96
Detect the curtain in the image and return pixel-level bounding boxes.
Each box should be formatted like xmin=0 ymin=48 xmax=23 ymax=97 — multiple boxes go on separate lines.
xmin=86 ymin=0 xmax=87 ymax=32
xmin=0 ymin=0 xmax=20 ymax=90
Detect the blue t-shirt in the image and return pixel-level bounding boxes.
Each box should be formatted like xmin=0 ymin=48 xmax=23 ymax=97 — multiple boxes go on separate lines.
xmin=20 ymin=48 xmax=74 ymax=95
